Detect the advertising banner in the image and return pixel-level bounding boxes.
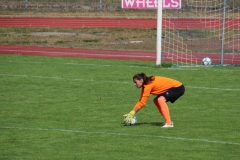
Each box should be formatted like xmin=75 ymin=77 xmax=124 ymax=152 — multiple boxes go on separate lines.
xmin=122 ymin=0 xmax=181 ymax=9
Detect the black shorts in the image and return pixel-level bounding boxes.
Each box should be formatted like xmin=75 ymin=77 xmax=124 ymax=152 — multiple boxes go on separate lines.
xmin=156 ymin=85 xmax=185 ymax=103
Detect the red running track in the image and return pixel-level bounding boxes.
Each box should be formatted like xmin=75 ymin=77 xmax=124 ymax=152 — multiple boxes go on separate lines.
xmin=0 ymin=17 xmax=239 ymax=29
xmin=0 ymin=44 xmax=156 ymax=61
xmin=1 ymin=44 xmax=239 ymax=64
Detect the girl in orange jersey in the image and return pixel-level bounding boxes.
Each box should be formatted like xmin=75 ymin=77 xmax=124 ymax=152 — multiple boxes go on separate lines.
xmin=124 ymin=73 xmax=185 ymax=128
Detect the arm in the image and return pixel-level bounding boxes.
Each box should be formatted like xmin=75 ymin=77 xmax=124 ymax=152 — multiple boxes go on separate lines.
xmin=132 ymin=86 xmax=151 ymax=112
xmin=123 ymin=86 xmax=151 ymax=125
xmin=124 ymin=87 xmax=150 ymax=119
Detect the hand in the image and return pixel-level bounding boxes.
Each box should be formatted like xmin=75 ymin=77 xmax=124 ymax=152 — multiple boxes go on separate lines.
xmin=123 ymin=110 xmax=136 ymax=126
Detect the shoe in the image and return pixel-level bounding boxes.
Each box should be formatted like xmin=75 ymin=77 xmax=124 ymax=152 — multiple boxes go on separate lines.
xmin=161 ymin=122 xmax=174 ymax=128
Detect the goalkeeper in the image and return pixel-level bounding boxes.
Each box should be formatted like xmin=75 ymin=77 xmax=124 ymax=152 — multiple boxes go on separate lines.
xmin=124 ymin=73 xmax=185 ymax=128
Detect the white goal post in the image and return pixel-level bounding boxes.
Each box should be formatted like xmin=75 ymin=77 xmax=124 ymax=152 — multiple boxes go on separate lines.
xmin=156 ymin=0 xmax=163 ymax=66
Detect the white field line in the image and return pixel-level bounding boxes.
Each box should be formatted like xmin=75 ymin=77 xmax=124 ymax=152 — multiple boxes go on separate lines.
xmin=0 ymin=60 xmax=153 ymax=68
xmin=1 ymin=126 xmax=240 ymax=145
xmin=0 ymin=73 xmax=239 ymax=91
xmin=186 ymin=86 xmax=240 ymax=91
xmin=2 ymin=60 xmax=240 ymax=70
xmin=0 ymin=60 xmax=152 ymax=68
xmin=0 ymin=60 xmax=112 ymax=67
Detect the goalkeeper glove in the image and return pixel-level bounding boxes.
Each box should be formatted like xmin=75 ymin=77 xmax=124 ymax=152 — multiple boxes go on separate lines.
xmin=123 ymin=110 xmax=136 ymax=125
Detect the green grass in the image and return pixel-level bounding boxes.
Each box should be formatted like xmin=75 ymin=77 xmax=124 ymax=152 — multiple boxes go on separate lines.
xmin=0 ymin=54 xmax=240 ymax=160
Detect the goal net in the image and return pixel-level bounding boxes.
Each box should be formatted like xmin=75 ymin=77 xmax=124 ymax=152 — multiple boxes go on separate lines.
xmin=162 ymin=0 xmax=239 ymax=66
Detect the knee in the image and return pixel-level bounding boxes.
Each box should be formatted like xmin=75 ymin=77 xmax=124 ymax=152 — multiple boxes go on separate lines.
xmin=158 ymin=96 xmax=166 ymax=102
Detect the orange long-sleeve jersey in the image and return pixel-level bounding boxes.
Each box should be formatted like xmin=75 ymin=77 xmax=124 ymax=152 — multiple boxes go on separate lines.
xmin=133 ymin=76 xmax=182 ymax=111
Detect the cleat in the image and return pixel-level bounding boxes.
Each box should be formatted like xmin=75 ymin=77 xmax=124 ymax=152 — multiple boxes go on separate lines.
xmin=161 ymin=122 xmax=174 ymax=128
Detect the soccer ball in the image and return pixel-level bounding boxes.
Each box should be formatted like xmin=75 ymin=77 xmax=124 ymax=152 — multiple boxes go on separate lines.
xmin=202 ymin=57 xmax=212 ymax=66
xmin=124 ymin=116 xmax=137 ymax=126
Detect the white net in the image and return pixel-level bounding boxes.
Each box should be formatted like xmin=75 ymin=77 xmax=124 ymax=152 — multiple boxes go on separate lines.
xmin=162 ymin=0 xmax=240 ymax=66
xmin=162 ymin=11 xmax=197 ymax=67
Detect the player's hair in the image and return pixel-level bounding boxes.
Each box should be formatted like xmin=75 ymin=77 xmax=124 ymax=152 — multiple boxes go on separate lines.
xmin=133 ymin=73 xmax=155 ymax=85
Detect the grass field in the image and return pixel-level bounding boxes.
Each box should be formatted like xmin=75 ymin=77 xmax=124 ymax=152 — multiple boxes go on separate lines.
xmin=1 ymin=54 xmax=240 ymax=160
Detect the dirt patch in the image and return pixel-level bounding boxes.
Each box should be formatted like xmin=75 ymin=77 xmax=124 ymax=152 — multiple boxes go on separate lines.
xmin=30 ymin=32 xmax=93 ymax=37
xmin=31 ymin=32 xmax=77 ymax=36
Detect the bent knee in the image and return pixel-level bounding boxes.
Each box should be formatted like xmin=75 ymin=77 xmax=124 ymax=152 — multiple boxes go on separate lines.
xmin=158 ymin=96 xmax=166 ymax=102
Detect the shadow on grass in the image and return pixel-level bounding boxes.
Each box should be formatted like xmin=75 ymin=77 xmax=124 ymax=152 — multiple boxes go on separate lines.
xmin=135 ymin=122 xmax=163 ymax=126
xmin=121 ymin=122 xmax=163 ymax=126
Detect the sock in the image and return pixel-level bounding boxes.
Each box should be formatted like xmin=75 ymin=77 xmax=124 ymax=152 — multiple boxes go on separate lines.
xmin=157 ymin=97 xmax=172 ymax=125
xmin=153 ymin=98 xmax=163 ymax=116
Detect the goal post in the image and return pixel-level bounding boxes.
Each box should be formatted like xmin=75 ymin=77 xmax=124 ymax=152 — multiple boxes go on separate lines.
xmin=156 ymin=0 xmax=163 ymax=66
xmin=221 ymin=0 xmax=227 ymax=65
xmin=156 ymin=0 xmax=182 ymax=66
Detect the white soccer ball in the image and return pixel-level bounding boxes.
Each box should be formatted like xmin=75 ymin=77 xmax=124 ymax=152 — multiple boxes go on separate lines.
xmin=202 ymin=57 xmax=212 ymax=66
xmin=124 ymin=116 xmax=137 ymax=126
